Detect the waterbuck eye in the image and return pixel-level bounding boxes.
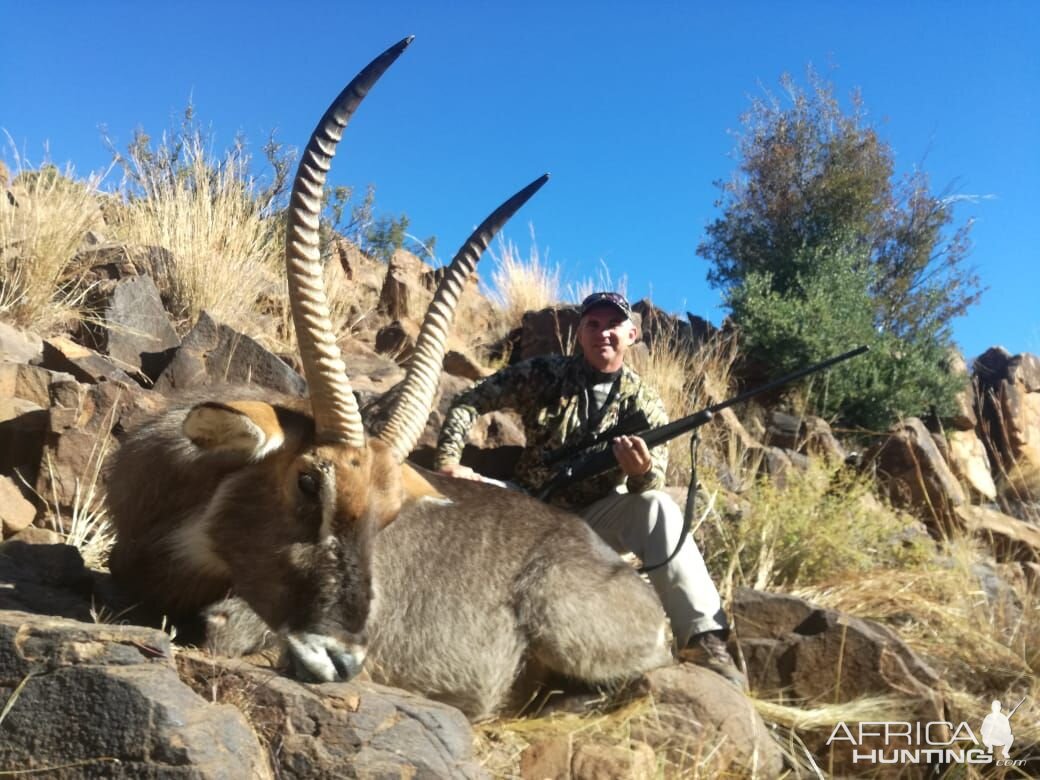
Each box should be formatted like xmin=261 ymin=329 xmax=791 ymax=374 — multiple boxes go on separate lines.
xmin=297 ymin=472 xmax=320 ymax=497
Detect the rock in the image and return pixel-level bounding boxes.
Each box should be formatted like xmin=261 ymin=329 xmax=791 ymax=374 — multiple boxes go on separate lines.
xmin=0 ymin=541 xmax=98 ymax=619
xmin=956 ymin=505 xmax=1040 ymax=562
xmin=374 ymin=317 xmax=421 ymax=360
xmin=443 ymin=349 xmax=489 ymax=381
xmin=0 ymin=612 xmax=272 ymax=778
xmin=0 ymin=475 xmax=35 ymax=536
xmin=865 ymin=417 xmax=967 ymax=531
xmin=366 ymin=371 xmax=526 ymax=478
xmin=946 ymin=428 xmax=997 ymax=500
xmin=521 ymin=736 xmax=656 ymax=780
xmin=177 ymin=652 xmax=486 ymax=779
xmin=732 ymin=587 xmax=941 ymax=705
xmin=0 ymin=361 xmax=75 ymax=407
xmin=0 ymin=401 xmax=48 ymax=488
xmin=336 ymin=344 xmax=406 ymax=401
xmin=83 ymin=273 xmax=181 ymax=380
xmin=34 ymin=378 xmax=162 ymax=512
xmin=764 ymin=410 xmax=847 ymax=463
xmin=0 ymin=321 xmax=43 ymax=364
xmin=70 ymin=243 xmax=175 ymax=291
xmin=156 ymin=311 xmax=306 ymax=397
xmin=947 ymin=350 xmax=977 ymax=430
xmin=7 ymin=526 xmax=62 ymax=545
xmin=974 ymin=347 xmax=1040 ymax=497
xmin=379 ymin=248 xmax=432 ymax=320
xmin=519 ymin=306 xmax=581 ymax=360
xmin=628 ymin=664 xmax=785 ymax=777
xmin=40 ymin=336 xmax=135 ymax=385
xmin=732 ymin=588 xmax=943 ymax=775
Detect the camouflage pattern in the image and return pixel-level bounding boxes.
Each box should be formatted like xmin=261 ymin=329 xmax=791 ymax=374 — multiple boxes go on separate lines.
xmin=434 ymin=354 xmax=669 ymax=509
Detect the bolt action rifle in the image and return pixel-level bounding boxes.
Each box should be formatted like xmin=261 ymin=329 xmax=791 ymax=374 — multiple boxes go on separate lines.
xmin=538 ymin=345 xmax=869 ymax=502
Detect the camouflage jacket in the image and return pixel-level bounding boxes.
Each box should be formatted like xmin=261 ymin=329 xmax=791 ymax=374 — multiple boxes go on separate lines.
xmin=433 ymin=354 xmax=669 ymax=509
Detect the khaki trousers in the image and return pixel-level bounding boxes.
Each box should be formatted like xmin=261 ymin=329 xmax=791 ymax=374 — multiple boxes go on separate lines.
xmin=581 ymin=488 xmax=727 ymax=646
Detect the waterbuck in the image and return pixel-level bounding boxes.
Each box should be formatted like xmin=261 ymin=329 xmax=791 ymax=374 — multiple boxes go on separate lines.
xmin=106 ymin=37 xmax=672 ymax=719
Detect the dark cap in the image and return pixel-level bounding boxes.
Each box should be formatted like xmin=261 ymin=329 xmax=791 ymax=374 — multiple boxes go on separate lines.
xmin=580 ymin=291 xmax=632 ymax=319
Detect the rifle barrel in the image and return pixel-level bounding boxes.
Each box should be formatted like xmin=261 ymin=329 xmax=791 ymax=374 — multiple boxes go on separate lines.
xmin=538 ymin=345 xmax=868 ymax=500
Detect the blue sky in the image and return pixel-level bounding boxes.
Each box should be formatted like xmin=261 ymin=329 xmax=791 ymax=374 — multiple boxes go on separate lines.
xmin=3 ymin=1 xmax=1037 ymax=360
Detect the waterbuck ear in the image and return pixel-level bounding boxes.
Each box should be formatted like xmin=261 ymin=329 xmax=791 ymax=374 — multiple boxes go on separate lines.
xmin=183 ymin=401 xmax=286 ymax=460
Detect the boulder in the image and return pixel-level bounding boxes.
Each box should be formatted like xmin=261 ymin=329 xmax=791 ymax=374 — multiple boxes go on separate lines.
xmin=518 ymin=306 xmax=580 ymax=361
xmin=41 ymin=336 xmax=135 ymax=385
xmin=0 ymin=361 xmax=75 ymax=407
xmin=0 ymin=612 xmax=272 ymax=779
xmin=956 ymin=504 xmax=1040 ymax=562
xmin=974 ymin=347 xmax=1040 ymax=498
xmin=0 ymin=540 xmax=101 ymax=620
xmin=865 ymin=417 xmax=967 ymax=531
xmin=946 ymin=428 xmax=997 ymax=500
xmin=365 ymin=372 xmax=526 ymax=479
xmin=0 ymin=321 xmax=43 ymax=364
xmin=947 ymin=350 xmax=977 ymax=430
xmin=177 ymin=652 xmax=486 ymax=779
xmin=378 ymin=248 xmax=431 ymax=320
xmin=34 ymin=377 xmax=162 ymax=512
xmin=155 ymin=311 xmax=306 ymax=397
xmin=764 ymin=410 xmax=847 ymax=463
xmin=628 ymin=664 xmax=785 ymax=777
xmin=82 ymin=273 xmax=181 ymax=381
xmin=374 ymin=317 xmax=421 ymax=360
xmin=731 ymin=588 xmax=943 ymax=775
xmin=0 ymin=400 xmax=48 ymax=488
xmin=0 ymin=475 xmax=35 ymax=537
xmin=732 ymin=588 xmax=940 ymax=704
xmin=520 ymin=737 xmax=656 ymax=780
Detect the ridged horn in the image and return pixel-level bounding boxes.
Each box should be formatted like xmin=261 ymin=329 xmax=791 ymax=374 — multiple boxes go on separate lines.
xmin=285 ymin=36 xmax=413 ymax=446
xmin=379 ymin=173 xmax=549 ymax=462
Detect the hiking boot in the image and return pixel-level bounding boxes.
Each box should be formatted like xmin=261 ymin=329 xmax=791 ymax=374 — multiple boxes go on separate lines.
xmin=679 ymin=631 xmax=748 ymax=692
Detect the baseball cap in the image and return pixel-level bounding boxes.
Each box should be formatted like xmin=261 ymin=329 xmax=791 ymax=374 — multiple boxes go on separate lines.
xmin=580 ymin=291 xmax=632 ymax=319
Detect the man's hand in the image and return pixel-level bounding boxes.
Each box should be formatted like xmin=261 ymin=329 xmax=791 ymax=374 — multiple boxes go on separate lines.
xmin=438 ymin=463 xmax=482 ymax=481
xmin=612 ymin=435 xmax=652 ymax=477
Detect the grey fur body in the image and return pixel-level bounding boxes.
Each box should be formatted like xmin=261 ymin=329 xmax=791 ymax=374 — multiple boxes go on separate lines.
xmin=364 ymin=473 xmax=671 ymax=718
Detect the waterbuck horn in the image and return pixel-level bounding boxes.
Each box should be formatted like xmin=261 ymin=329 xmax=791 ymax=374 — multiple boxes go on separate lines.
xmin=285 ymin=36 xmax=413 ymax=446
xmin=378 ymin=173 xmax=550 ymax=462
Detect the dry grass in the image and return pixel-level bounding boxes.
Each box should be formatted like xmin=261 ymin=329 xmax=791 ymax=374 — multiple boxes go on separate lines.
xmin=0 ymin=154 xmax=106 ymax=333
xmin=628 ymin=329 xmax=740 ymax=485
xmin=702 ymin=460 xmax=933 ymax=595
xmin=105 ymin=130 xmax=282 ymax=333
xmin=484 ymin=229 xmax=561 ymax=331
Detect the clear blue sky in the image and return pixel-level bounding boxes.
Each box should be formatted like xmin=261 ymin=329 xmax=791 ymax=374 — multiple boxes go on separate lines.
xmin=3 ymin=1 xmax=1037 ymax=360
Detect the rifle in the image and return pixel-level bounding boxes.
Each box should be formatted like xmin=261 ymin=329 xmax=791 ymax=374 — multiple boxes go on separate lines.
xmin=538 ymin=345 xmax=869 ymax=501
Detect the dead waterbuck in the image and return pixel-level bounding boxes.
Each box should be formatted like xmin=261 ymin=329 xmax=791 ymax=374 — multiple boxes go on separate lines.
xmin=107 ymin=37 xmax=672 ymax=719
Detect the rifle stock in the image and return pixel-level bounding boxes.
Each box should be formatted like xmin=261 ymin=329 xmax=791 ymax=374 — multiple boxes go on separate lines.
xmin=538 ymin=345 xmax=868 ymax=500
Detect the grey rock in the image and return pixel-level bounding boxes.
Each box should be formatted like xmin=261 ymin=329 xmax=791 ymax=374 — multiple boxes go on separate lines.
xmin=0 ymin=612 xmax=272 ymax=779
xmin=177 ymin=652 xmax=486 ymax=779
xmin=155 ymin=311 xmax=305 ymax=397
xmin=88 ymin=274 xmax=181 ymax=380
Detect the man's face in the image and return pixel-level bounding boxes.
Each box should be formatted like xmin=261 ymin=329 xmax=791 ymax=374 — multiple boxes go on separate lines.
xmin=578 ymin=304 xmax=638 ymax=372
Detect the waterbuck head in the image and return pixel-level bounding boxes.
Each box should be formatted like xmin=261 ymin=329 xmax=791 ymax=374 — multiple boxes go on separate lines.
xmin=173 ymin=37 xmax=546 ymax=682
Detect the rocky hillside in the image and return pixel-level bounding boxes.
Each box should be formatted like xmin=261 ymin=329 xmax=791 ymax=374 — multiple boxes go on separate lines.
xmin=2 ymin=166 xmax=1038 ymax=777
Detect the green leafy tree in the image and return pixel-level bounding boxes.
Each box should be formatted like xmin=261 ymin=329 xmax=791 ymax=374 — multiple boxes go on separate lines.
xmin=699 ymin=69 xmax=983 ymax=430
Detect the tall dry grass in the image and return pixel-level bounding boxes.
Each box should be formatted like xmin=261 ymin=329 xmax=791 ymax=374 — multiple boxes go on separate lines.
xmin=484 ymin=229 xmax=561 ymax=330
xmin=0 ymin=156 xmax=106 ymax=333
xmin=106 ymin=130 xmax=282 ymax=333
xmin=628 ymin=328 xmax=740 ymax=486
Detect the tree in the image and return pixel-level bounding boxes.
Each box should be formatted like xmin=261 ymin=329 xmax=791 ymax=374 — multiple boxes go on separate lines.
xmin=698 ymin=69 xmax=983 ymax=430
